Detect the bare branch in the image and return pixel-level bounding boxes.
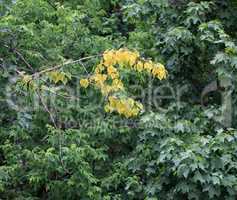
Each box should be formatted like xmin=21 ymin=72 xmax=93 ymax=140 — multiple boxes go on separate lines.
xmin=3 ymin=44 xmax=34 ymax=71
xmin=14 ymin=48 xmax=34 ymax=71
xmin=37 ymin=89 xmax=71 ymax=175
xmin=32 ymin=54 xmax=101 ymax=78
xmin=37 ymin=90 xmax=57 ymax=128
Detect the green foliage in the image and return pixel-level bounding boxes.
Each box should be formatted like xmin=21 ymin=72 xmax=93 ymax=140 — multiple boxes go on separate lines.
xmin=1 ymin=0 xmax=237 ymax=199
xmin=113 ymin=110 xmax=237 ymax=200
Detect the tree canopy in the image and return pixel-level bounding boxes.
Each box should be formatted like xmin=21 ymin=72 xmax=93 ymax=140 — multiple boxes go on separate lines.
xmin=1 ymin=0 xmax=237 ymax=199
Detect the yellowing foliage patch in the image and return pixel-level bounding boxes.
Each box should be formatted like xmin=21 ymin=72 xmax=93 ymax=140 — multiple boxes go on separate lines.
xmin=80 ymin=48 xmax=168 ymax=118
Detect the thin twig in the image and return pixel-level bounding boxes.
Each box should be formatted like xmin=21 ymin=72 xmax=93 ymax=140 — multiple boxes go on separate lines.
xmin=40 ymin=78 xmax=81 ymax=101
xmin=32 ymin=54 xmax=101 ymax=78
xmin=15 ymin=68 xmax=23 ymax=75
xmin=46 ymin=0 xmax=57 ymax=10
xmin=37 ymin=90 xmax=57 ymax=128
xmin=14 ymin=48 xmax=34 ymax=71
xmin=3 ymin=44 xmax=34 ymax=71
xmin=37 ymin=90 xmax=71 ymax=174
xmin=78 ymin=60 xmax=89 ymax=74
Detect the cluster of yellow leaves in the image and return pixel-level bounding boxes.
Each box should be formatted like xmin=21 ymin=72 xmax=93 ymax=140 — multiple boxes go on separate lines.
xmin=102 ymin=48 xmax=167 ymax=80
xmin=79 ymin=78 xmax=89 ymax=88
xmin=20 ymin=74 xmax=35 ymax=90
xmin=47 ymin=71 xmax=71 ymax=85
xmin=79 ymin=48 xmax=167 ymax=118
xmin=90 ymin=64 xmax=124 ymax=95
xmin=104 ymin=96 xmax=143 ymax=118
xmin=103 ymin=49 xmax=140 ymax=67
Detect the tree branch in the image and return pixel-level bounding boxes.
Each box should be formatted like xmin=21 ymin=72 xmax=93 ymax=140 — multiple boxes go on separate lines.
xmin=3 ymin=44 xmax=34 ymax=71
xmin=37 ymin=90 xmax=57 ymax=128
xmin=32 ymin=54 xmax=101 ymax=78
